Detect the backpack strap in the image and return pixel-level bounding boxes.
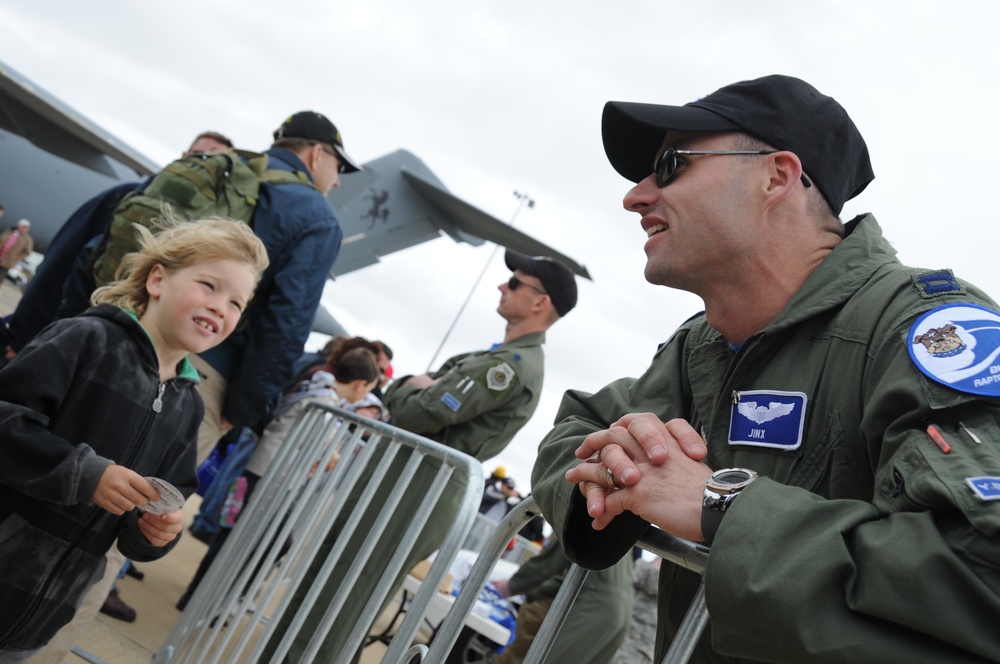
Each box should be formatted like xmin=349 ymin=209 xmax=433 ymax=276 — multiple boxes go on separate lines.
xmin=261 ymin=168 xmax=317 ymax=190
xmin=238 ymin=148 xmax=317 ymax=191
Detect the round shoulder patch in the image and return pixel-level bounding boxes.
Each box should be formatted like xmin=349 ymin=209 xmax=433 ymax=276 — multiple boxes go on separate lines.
xmin=908 ymin=303 xmax=1000 ymax=396
xmin=486 ymin=362 xmax=516 ymax=391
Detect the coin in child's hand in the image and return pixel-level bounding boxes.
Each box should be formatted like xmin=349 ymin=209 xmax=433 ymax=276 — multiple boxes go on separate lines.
xmin=139 ymin=477 xmax=185 ymax=514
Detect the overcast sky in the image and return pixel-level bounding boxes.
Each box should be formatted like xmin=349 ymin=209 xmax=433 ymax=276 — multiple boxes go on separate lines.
xmin=3 ymin=0 xmax=1000 ymax=497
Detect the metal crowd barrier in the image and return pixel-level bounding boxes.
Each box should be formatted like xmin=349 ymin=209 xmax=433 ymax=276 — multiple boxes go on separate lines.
xmin=462 ymin=512 xmax=542 ymax=565
xmin=419 ymin=496 xmax=711 ymax=664
xmin=152 ymin=402 xmax=485 ymax=664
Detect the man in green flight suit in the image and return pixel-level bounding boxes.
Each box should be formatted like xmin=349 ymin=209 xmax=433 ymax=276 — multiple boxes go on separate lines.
xmin=532 ymin=74 xmax=1000 ymax=663
xmin=385 ymin=249 xmax=577 ymax=461
xmin=266 ymin=249 xmax=578 ymax=663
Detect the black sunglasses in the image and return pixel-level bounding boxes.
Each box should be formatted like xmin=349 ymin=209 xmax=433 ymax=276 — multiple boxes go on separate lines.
xmin=654 ymin=148 xmax=813 ymax=189
xmin=508 ymin=275 xmax=547 ymax=295
xmin=317 ymin=143 xmax=349 ymax=173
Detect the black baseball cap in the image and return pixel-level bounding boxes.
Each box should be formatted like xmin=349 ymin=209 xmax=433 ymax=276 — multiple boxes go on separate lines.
xmin=505 ymin=250 xmax=578 ymax=317
xmin=274 ymin=111 xmax=362 ymax=173
xmin=602 ymin=75 xmax=874 ymax=215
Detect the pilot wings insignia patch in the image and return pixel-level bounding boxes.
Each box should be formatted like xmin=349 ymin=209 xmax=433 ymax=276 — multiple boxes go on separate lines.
xmin=729 ymin=390 xmax=807 ymax=450
xmin=737 ymin=401 xmax=796 ymax=424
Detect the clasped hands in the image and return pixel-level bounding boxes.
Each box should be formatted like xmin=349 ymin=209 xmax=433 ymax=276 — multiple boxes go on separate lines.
xmin=564 ymin=414 xmax=713 ymax=542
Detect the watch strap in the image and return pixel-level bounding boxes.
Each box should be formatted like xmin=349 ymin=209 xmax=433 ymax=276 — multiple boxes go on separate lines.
xmin=701 ymin=502 xmax=725 ymax=545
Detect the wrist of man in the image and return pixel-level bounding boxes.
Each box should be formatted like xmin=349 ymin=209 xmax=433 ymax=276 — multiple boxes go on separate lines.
xmin=701 ymin=468 xmax=758 ymax=545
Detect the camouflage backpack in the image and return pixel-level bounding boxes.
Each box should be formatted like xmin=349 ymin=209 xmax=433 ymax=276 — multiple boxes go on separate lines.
xmin=90 ymin=149 xmax=314 ymax=287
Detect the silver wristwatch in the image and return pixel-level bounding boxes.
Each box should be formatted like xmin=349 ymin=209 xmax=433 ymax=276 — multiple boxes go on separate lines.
xmin=702 ymin=468 xmax=758 ymax=545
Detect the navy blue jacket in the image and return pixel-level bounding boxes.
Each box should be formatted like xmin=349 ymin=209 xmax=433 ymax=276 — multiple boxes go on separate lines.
xmin=199 ymin=147 xmax=342 ymax=426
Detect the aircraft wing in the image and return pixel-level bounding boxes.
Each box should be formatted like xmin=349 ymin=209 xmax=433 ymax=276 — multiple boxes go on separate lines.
xmin=0 ymin=59 xmax=159 ymax=253
xmin=0 ymin=61 xmax=158 ymax=179
xmin=327 ymin=149 xmax=591 ymax=280
xmin=401 ymin=168 xmax=590 ymax=279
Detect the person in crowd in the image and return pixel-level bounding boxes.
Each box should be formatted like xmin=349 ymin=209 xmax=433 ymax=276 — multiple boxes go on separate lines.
xmin=190 ymin=111 xmax=360 ymax=463
xmin=0 ymin=217 xmax=267 ymax=658
xmin=479 ymin=475 xmax=521 ymax=523
xmin=0 ymin=219 xmax=33 ymax=283
xmin=534 ymin=74 xmax=1000 ymax=662
xmin=371 ymin=339 xmax=394 ymax=397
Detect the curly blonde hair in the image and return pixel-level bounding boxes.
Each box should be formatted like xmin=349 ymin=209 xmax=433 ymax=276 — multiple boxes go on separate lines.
xmin=91 ymin=217 xmax=269 ymax=316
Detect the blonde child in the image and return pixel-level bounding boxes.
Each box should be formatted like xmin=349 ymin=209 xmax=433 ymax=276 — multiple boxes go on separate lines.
xmin=0 ymin=218 xmax=268 ymax=659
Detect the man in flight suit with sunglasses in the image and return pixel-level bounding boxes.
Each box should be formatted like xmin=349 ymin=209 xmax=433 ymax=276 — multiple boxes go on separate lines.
xmin=532 ymin=74 xmax=1000 ymax=663
xmin=384 ymin=249 xmax=578 ymax=460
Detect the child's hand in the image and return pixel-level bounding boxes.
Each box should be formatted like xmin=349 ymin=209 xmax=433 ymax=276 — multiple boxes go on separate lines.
xmin=92 ymin=465 xmax=158 ymax=515
xmin=307 ymin=451 xmax=340 ymax=478
xmin=138 ymin=509 xmax=183 ymax=547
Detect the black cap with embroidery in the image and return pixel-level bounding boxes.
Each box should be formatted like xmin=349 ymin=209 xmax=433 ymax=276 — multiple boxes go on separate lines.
xmin=274 ymin=111 xmax=362 ymax=173
xmin=601 ymin=75 xmax=874 ymax=215
xmin=505 ymin=250 xmax=578 ymax=317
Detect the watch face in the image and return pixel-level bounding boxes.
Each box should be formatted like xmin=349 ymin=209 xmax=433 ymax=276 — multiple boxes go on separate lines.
xmin=714 ymin=469 xmax=754 ymax=486
xmin=708 ymin=468 xmax=758 ymax=493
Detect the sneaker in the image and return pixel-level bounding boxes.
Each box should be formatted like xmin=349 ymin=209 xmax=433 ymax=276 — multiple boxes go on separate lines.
xmin=100 ymin=588 xmax=137 ymax=623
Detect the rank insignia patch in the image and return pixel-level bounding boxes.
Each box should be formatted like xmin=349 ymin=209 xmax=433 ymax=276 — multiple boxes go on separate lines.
xmin=441 ymin=392 xmax=462 ymax=412
xmin=486 ymin=362 xmax=515 ymax=391
xmin=729 ymin=390 xmax=807 ymax=450
xmin=908 ymin=303 xmax=1000 ymax=397
xmin=966 ymin=476 xmax=1000 ymax=501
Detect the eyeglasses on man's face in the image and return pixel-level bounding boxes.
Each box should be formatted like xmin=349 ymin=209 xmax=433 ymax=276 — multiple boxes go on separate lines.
xmin=653 ymin=148 xmax=813 ymax=189
xmin=508 ymin=275 xmax=547 ymax=295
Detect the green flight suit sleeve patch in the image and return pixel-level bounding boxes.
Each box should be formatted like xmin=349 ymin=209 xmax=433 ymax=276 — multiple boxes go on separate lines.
xmin=483 ymin=361 xmax=516 ymax=392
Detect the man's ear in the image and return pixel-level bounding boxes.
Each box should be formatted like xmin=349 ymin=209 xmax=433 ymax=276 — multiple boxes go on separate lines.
xmin=763 ymin=151 xmax=804 ymax=207
xmin=307 ymin=143 xmax=324 ymax=173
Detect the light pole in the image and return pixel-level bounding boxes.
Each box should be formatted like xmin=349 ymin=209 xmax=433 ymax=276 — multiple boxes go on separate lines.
xmin=424 ymin=191 xmax=535 ymax=372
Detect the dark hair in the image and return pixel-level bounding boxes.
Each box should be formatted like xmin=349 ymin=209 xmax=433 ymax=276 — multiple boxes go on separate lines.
xmin=192 ymin=130 xmax=234 ymax=149
xmin=373 ymin=340 xmax=394 ymax=361
xmin=324 ymin=337 xmax=380 ymax=385
xmin=333 ymin=347 xmax=379 ymax=384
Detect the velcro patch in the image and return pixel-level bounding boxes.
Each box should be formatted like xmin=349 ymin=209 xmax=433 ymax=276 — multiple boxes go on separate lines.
xmin=912 ymin=270 xmax=964 ymax=298
xmin=486 ymin=362 xmax=515 ymax=391
xmin=966 ymin=476 xmax=1000 ymax=501
xmin=908 ymin=303 xmax=1000 ymax=397
xmin=729 ymin=390 xmax=807 ymax=450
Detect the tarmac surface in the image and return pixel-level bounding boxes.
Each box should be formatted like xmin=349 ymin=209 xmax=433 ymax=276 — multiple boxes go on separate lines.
xmin=0 ymin=281 xmax=394 ymax=664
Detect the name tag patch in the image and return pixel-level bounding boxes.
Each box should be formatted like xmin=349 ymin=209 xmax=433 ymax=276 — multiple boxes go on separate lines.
xmin=441 ymin=392 xmax=462 ymax=412
xmin=966 ymin=476 xmax=1000 ymax=501
xmin=908 ymin=303 xmax=1000 ymax=397
xmin=729 ymin=390 xmax=807 ymax=450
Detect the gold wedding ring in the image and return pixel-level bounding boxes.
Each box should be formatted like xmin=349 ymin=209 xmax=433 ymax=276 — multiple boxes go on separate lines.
xmin=603 ymin=464 xmax=621 ymax=490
